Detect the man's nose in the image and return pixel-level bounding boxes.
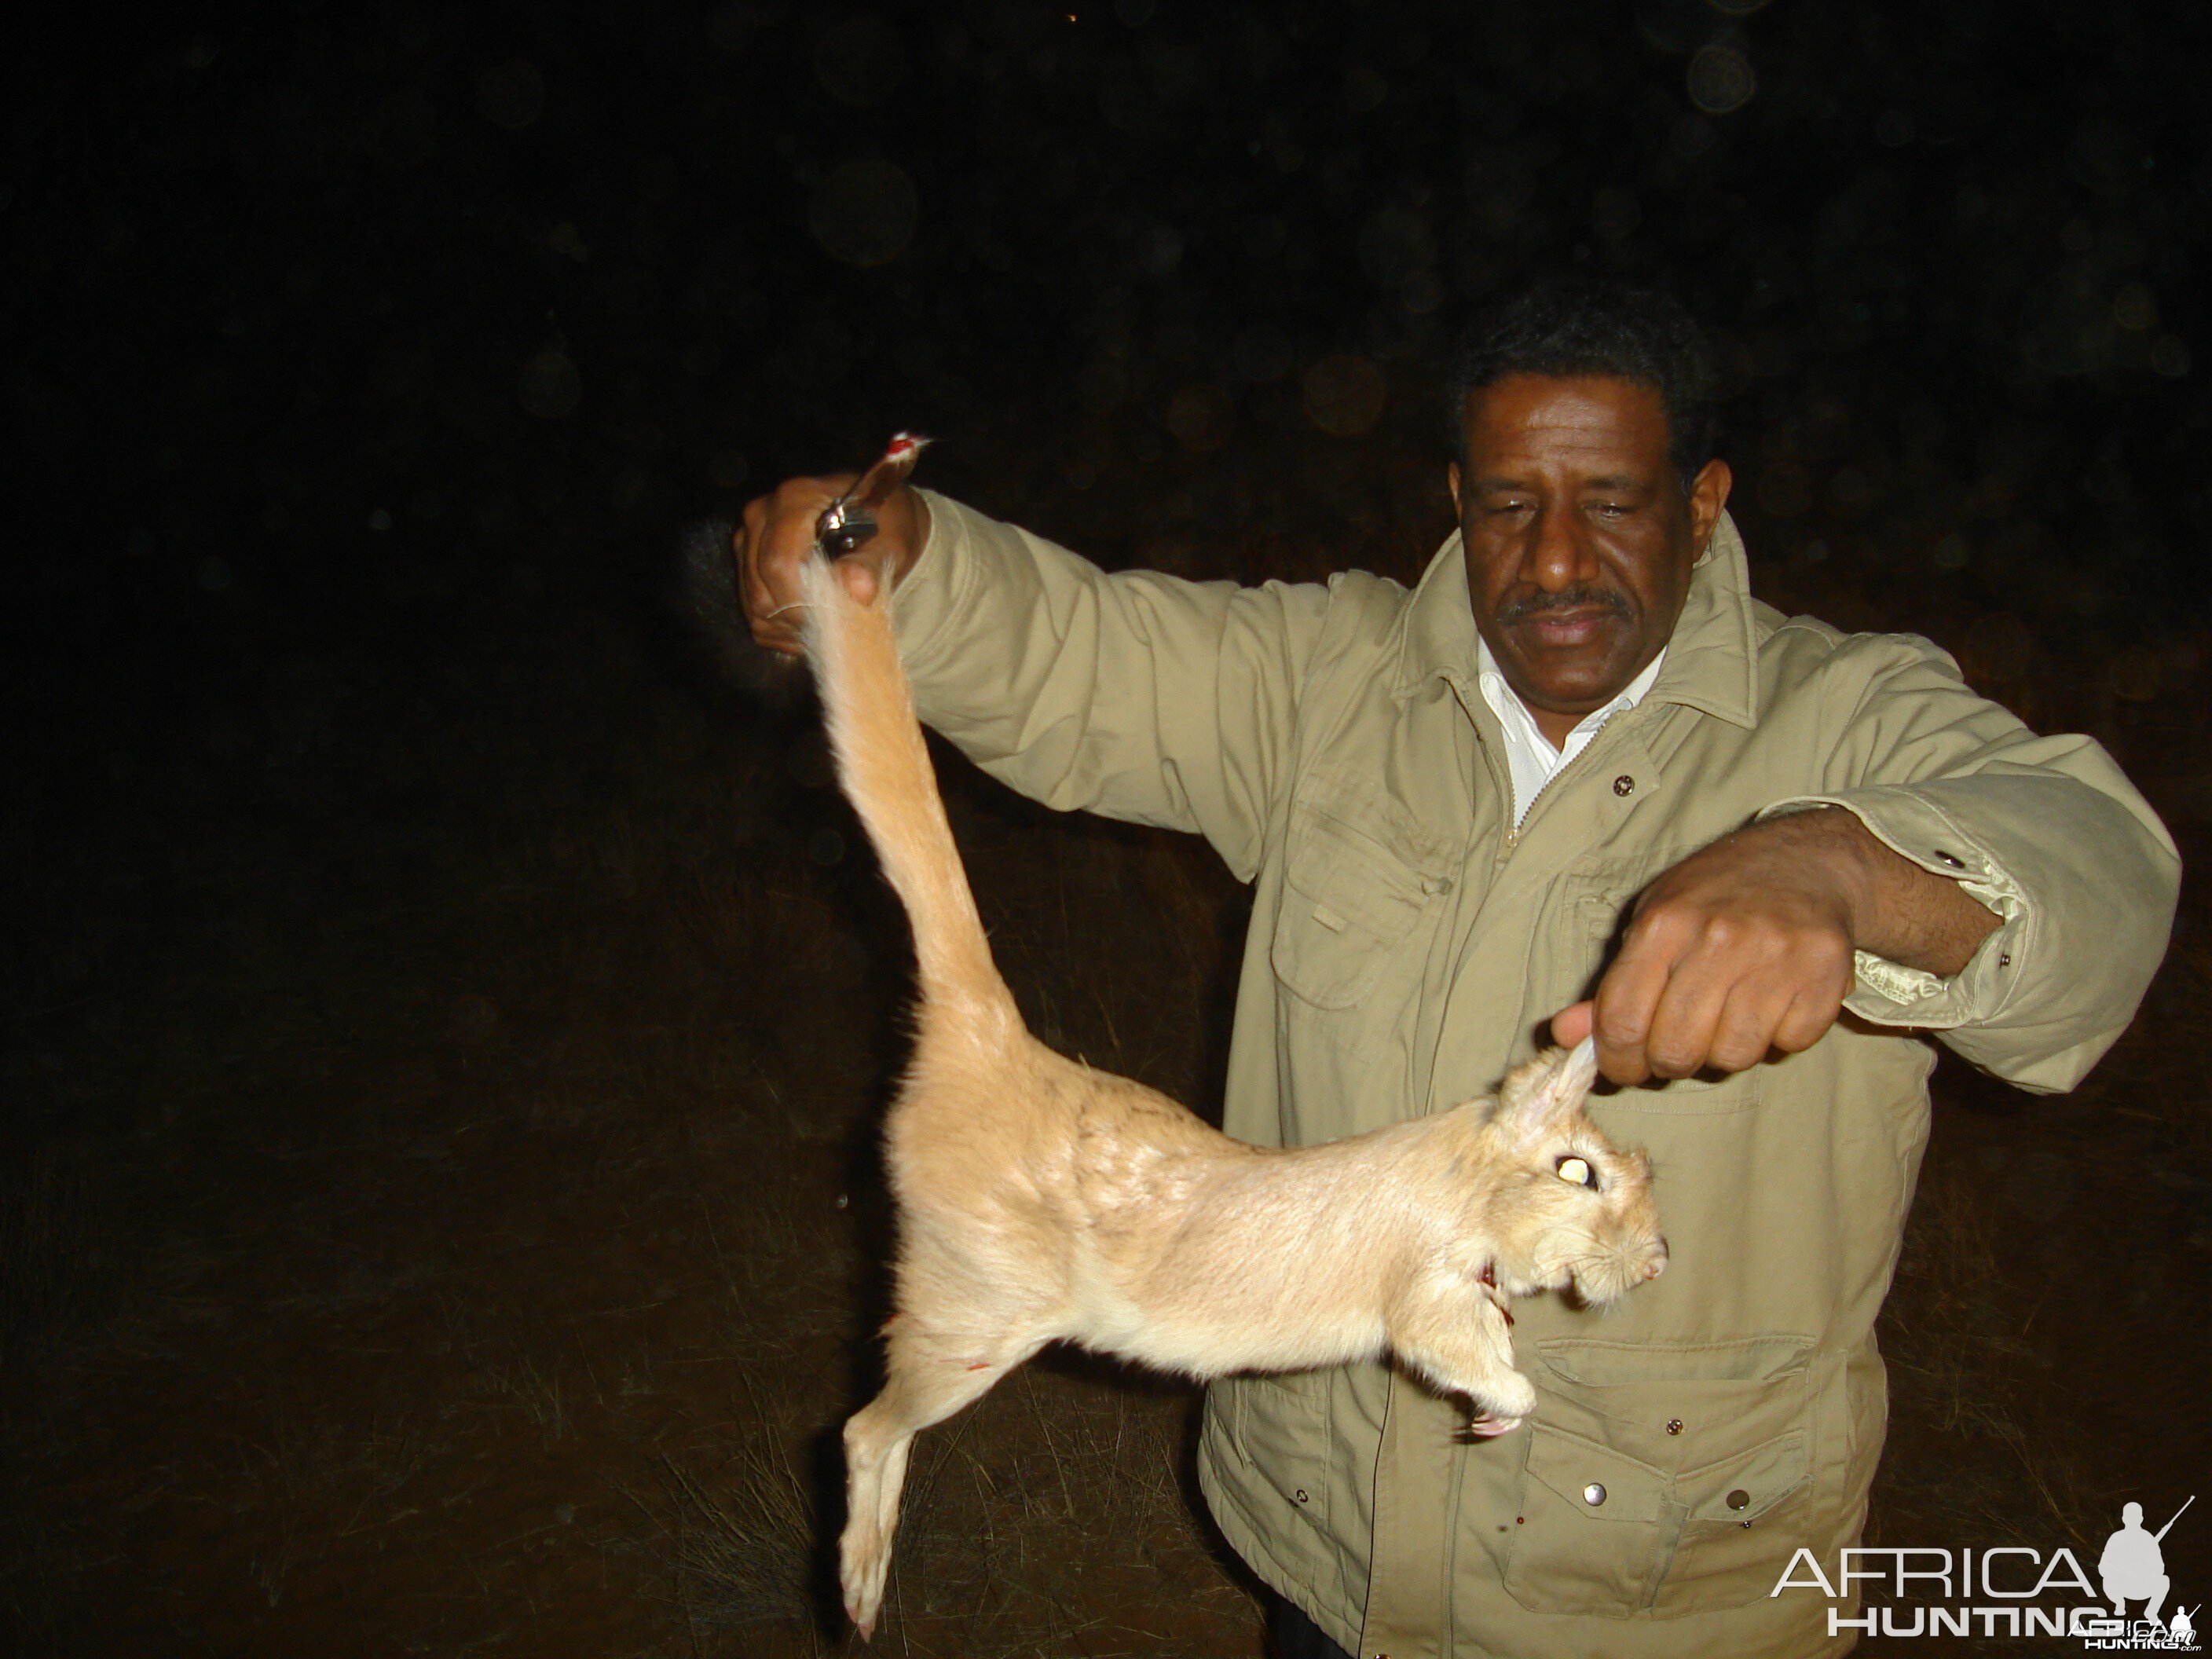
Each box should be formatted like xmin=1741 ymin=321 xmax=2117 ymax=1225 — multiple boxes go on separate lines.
xmin=1526 ymin=505 xmax=1596 ymax=591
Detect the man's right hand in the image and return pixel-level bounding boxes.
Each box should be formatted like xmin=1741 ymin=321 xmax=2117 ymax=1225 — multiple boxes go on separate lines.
xmin=736 ymin=475 xmax=932 ymax=657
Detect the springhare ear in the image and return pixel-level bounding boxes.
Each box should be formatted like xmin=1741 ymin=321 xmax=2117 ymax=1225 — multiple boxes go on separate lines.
xmin=1496 ymin=1038 xmax=1599 ymax=1144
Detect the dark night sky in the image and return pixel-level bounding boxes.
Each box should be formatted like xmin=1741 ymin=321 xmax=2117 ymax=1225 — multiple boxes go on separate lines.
xmin=8 ymin=0 xmax=2210 ymax=721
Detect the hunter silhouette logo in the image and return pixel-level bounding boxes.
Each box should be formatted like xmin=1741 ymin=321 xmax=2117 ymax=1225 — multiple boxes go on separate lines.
xmin=2101 ymin=1498 xmax=2189 ymax=1630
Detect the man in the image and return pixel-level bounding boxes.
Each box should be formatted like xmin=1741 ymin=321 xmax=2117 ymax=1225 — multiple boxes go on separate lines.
xmin=736 ymin=281 xmax=2178 ymax=1657
xmin=2099 ymin=1502 xmax=2174 ymax=1628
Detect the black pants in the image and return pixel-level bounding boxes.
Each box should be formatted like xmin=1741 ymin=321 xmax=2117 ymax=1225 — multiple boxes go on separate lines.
xmin=1272 ymin=1592 xmax=1356 ymax=1659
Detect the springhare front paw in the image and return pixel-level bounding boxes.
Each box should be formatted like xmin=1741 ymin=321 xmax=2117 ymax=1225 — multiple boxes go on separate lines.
xmin=1482 ymin=1369 xmax=1536 ymax=1423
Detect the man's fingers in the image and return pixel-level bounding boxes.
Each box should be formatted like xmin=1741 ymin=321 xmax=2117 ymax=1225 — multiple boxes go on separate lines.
xmin=1589 ymin=930 xmax=1677 ymax=1084
xmin=734 ymin=504 xmax=765 ymax=617
xmin=1599 ymin=923 xmax=1853 ymax=1081
xmin=735 ymin=507 xmax=793 ymax=652
xmin=738 ymin=476 xmax=861 ymax=654
xmin=1716 ymin=940 xmax=1851 ymax=1065
xmin=1639 ymin=947 xmax=1735 ymax=1079
xmin=1703 ymin=972 xmax=1845 ymax=1073
xmin=1703 ymin=981 xmax=1792 ymax=1075
xmin=1771 ymin=975 xmax=1848 ymax=1056
xmin=1584 ymin=820 xmax=1864 ymax=1086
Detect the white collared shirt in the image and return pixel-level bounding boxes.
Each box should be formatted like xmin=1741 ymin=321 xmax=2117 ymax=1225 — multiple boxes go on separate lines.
xmin=1475 ymin=637 xmax=1668 ymax=826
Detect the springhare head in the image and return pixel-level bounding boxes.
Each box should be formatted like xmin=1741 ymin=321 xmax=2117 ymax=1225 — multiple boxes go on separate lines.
xmin=1481 ymin=1038 xmax=1669 ymax=1303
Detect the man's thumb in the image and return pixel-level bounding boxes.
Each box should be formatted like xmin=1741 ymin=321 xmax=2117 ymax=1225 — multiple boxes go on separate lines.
xmin=1549 ymin=1001 xmax=1595 ymax=1049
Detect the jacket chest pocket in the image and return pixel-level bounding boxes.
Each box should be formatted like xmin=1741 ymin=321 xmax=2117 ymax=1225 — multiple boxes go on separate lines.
xmin=1501 ymin=1336 xmax=1815 ymax=1618
xmin=1270 ymin=802 xmax=1450 ymax=1011
xmin=1503 ymin=1423 xmax=1672 ymax=1614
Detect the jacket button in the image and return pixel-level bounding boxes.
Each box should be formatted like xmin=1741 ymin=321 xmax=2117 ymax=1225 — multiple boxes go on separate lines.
xmin=1727 ymin=1488 xmax=1751 ymax=1511
xmin=1421 ymin=874 xmax=1453 ymax=895
xmin=1582 ymin=1482 xmax=1606 ymax=1507
xmin=1998 ymin=952 xmax=2012 ymax=968
xmin=1613 ymin=775 xmax=1635 ymax=797
xmin=1665 ymin=1419 xmax=1683 ymax=1435
xmin=1295 ymin=1489 xmax=1309 ymax=1504
xmin=1932 ymin=849 xmax=1966 ymax=870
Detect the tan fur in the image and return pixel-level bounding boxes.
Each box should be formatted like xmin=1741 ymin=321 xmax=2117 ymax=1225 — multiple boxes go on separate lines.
xmin=797 ymin=555 xmax=1669 ymax=1639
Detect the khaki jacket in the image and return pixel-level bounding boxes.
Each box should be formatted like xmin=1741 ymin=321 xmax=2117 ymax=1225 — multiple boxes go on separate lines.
xmin=888 ymin=492 xmax=2179 ymax=1659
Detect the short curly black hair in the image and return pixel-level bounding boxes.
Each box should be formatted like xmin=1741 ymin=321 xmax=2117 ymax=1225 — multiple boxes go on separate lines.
xmin=1441 ymin=278 xmax=1718 ymax=493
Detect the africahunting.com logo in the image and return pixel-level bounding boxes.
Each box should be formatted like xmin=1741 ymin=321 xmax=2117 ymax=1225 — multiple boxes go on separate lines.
xmin=1770 ymin=1496 xmax=2197 ymax=1649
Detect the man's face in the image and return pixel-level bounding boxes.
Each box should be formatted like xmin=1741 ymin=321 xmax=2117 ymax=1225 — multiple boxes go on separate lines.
xmin=1449 ymin=373 xmax=1731 ymax=744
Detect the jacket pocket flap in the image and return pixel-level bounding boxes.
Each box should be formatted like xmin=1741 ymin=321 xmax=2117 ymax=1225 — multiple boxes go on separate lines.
xmin=1529 ymin=1336 xmax=1814 ymax=1485
xmin=1281 ymin=808 xmax=1428 ymax=942
xmin=1678 ymin=1428 xmax=1810 ymax=1524
xmin=1523 ymin=1423 xmax=1668 ymax=1525
xmin=1537 ymin=1335 xmax=1814 ymax=1386
xmin=1273 ymin=806 xmax=1438 ymax=1010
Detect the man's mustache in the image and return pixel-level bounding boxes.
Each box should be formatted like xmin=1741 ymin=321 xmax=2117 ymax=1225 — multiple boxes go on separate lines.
xmin=1498 ymin=587 xmax=1632 ymax=627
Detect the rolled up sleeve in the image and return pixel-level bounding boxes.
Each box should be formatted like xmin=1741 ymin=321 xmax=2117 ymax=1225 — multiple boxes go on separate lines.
xmin=888 ymin=490 xmax=1329 ymax=880
xmin=1758 ymin=635 xmax=2180 ymax=1093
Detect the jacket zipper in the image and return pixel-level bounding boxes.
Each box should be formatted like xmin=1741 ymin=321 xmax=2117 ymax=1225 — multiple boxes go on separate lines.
xmin=1494 ymin=707 xmax=1642 ymax=863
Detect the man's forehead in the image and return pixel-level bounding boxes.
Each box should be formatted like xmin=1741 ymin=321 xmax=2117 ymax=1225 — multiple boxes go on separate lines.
xmin=1462 ymin=372 xmax=1669 ymax=449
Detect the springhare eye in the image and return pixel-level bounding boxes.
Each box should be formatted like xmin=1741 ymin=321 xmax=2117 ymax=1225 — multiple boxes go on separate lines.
xmin=1555 ymin=1155 xmax=1594 ymax=1188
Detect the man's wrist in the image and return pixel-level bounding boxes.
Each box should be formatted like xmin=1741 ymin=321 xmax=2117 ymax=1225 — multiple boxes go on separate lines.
xmin=1787 ymin=804 xmax=2001 ymax=976
xmin=1818 ymin=808 xmax=1889 ymax=947
xmin=1750 ymin=806 xmax=1881 ymax=939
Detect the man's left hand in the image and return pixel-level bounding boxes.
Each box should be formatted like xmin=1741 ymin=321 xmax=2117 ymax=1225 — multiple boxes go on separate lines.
xmin=1551 ymin=807 xmax=2000 ymax=1085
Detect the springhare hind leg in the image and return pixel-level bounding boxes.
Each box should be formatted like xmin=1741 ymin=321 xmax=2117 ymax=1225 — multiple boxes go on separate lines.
xmin=839 ymin=1327 xmax=1043 ymax=1639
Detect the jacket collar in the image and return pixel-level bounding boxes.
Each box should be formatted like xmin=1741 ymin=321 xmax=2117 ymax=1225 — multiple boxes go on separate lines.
xmin=1392 ymin=509 xmax=1761 ymax=730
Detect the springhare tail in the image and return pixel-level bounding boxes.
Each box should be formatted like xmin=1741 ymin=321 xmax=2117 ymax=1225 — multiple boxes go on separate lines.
xmin=799 ymin=555 xmax=1014 ymax=1020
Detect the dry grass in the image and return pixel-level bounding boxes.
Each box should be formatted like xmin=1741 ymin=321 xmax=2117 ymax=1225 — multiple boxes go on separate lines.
xmin=868 ymin=1363 xmax=1248 ymax=1658
xmin=627 ymin=1441 xmax=824 ymax=1646
xmin=1874 ymin=1157 xmax=2102 ymax=1557
xmin=0 ymin=1148 xmax=114 ymax=1371
xmin=610 ymin=1359 xmax=1247 ymax=1657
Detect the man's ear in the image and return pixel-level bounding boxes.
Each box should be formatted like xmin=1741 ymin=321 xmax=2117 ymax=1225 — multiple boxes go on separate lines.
xmin=1448 ymin=460 xmax=1463 ymax=517
xmin=1688 ymin=458 xmax=1733 ymax=556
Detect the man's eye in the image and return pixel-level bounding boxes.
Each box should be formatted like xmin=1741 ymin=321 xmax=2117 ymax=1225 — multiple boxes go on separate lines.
xmin=1592 ymin=502 xmax=1629 ymax=518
